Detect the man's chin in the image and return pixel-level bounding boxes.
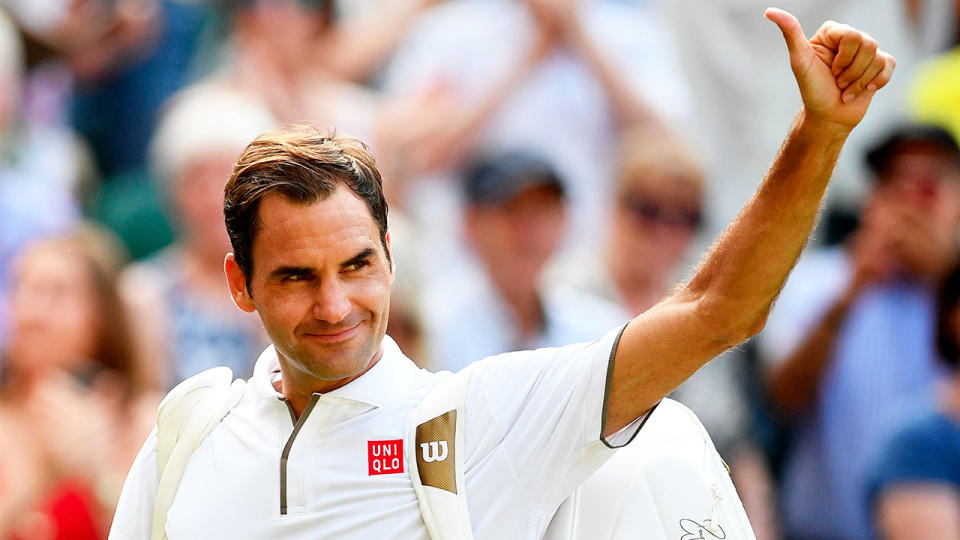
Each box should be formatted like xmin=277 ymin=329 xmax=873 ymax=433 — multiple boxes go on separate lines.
xmin=298 ymin=344 xmax=377 ymax=380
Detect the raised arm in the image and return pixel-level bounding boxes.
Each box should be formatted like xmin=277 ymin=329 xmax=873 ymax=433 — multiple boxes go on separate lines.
xmin=604 ymin=9 xmax=896 ymax=435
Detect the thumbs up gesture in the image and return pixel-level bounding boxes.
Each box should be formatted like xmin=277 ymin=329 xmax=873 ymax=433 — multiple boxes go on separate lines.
xmin=766 ymin=8 xmax=896 ymax=130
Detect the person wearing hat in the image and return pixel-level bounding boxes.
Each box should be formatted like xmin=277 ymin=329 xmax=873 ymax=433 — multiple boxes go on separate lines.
xmin=758 ymin=124 xmax=960 ymax=539
xmin=421 ymin=150 xmax=628 ymax=373
xmin=108 ymin=10 xmax=896 ymax=539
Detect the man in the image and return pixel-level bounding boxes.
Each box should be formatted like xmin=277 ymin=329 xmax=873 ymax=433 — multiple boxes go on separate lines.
xmin=423 ymin=150 xmax=628 ymax=371
xmin=110 ymin=9 xmax=895 ymax=538
xmin=760 ymin=124 xmax=960 ymax=539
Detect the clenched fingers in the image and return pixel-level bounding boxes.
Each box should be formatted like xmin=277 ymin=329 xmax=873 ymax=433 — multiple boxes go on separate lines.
xmin=836 ymin=35 xmax=878 ymax=89
xmin=866 ymin=52 xmax=896 ymax=92
xmin=822 ymin=23 xmax=862 ymax=75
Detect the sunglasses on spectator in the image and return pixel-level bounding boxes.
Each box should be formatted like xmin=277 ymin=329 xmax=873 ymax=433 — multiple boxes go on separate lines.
xmin=620 ymin=195 xmax=703 ymax=230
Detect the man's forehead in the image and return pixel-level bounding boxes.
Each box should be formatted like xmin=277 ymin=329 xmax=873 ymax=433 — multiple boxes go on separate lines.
xmin=257 ymin=190 xmax=376 ymax=228
xmin=252 ymin=191 xmax=382 ymax=261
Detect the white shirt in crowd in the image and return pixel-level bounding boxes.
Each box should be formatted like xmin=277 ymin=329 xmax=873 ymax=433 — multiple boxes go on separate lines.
xmin=422 ymin=267 xmax=629 ymax=373
xmin=110 ymin=330 xmax=636 ymax=539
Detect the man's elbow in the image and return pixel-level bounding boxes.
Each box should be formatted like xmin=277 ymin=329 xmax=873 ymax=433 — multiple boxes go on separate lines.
xmin=691 ymin=290 xmax=771 ymax=349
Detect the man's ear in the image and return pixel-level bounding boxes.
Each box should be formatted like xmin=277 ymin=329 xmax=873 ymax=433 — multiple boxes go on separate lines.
xmin=385 ymin=231 xmax=395 ymax=281
xmin=225 ymin=253 xmax=256 ymax=313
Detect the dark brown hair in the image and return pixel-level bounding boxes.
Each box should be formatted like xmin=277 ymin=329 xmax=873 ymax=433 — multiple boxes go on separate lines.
xmin=223 ymin=127 xmax=389 ymax=288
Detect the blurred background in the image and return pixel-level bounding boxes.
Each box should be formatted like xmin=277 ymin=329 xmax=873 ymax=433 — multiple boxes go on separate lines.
xmin=1 ymin=0 xmax=959 ymax=538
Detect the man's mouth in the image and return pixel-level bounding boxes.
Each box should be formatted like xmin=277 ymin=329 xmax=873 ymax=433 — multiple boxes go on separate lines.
xmin=302 ymin=323 xmax=361 ymax=344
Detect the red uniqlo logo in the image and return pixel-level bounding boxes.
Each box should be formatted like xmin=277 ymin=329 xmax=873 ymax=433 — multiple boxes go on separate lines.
xmin=368 ymin=439 xmax=404 ymax=476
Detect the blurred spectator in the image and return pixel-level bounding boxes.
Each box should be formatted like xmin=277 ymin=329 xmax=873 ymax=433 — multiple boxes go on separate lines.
xmin=0 ymin=226 xmax=152 ymax=539
xmin=382 ymin=0 xmax=689 ymax=269
xmin=550 ymin=126 xmax=778 ymax=537
xmin=222 ymin=0 xmax=441 ymax=134
xmin=866 ymin=263 xmax=960 ymax=540
xmin=549 ymin=128 xmax=754 ymax=448
xmin=421 ymin=150 xmax=627 ymax=372
xmin=0 ymin=10 xmax=85 ymax=348
xmin=120 ymin=83 xmax=273 ymax=391
xmin=2 ymin=0 xmax=216 ymax=258
xmin=553 ymin=126 xmax=703 ymax=315
xmin=657 ymin=0 xmax=956 ymax=234
xmin=383 ymin=211 xmax=427 ymax=363
xmin=759 ymin=124 xmax=960 ymax=539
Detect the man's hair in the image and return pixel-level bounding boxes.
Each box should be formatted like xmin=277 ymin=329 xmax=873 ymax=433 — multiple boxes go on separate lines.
xmin=223 ymin=127 xmax=389 ymax=288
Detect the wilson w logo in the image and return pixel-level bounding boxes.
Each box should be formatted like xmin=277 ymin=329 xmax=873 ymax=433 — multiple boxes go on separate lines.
xmin=420 ymin=441 xmax=449 ymax=462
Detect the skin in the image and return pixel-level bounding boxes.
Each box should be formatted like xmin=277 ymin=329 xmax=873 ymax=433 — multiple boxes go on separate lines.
xmin=603 ymin=9 xmax=896 ymax=434
xmin=225 ymin=9 xmax=896 ymax=432
xmin=876 ymin=485 xmax=960 ymax=540
xmin=608 ymin=177 xmax=703 ymax=315
xmin=173 ymin=151 xmax=238 ymax=263
xmin=767 ymin=144 xmax=960 ymax=415
xmin=465 ymin=184 xmax=567 ymax=336
xmin=1 ymin=241 xmax=142 ymax=535
xmin=6 ymin=245 xmax=100 ymax=376
xmin=225 ymin=188 xmax=394 ymax=416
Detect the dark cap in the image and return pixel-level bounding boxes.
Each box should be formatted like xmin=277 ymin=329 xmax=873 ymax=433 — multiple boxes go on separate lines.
xmin=865 ymin=124 xmax=960 ymax=176
xmin=462 ymin=150 xmax=565 ymax=205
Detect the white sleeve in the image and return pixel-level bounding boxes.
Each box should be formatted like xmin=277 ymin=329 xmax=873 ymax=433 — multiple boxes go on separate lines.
xmin=463 ymin=325 xmax=639 ymax=513
xmin=108 ymin=428 xmax=159 ymax=540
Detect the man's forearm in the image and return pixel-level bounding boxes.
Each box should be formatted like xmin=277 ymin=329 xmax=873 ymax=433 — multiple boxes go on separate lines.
xmin=603 ymin=11 xmax=895 ymax=435
xmin=606 ymin=112 xmax=850 ymax=433
xmin=686 ymin=111 xmax=849 ymax=343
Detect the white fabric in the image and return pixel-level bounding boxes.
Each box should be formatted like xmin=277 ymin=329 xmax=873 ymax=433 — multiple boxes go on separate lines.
xmin=110 ymin=331 xmax=626 ymax=539
xmin=544 ymin=399 xmax=755 ymax=540
xmin=152 ymin=367 xmax=246 ymax=540
xmin=384 ymin=0 xmax=692 ymax=265
xmin=422 ymin=266 xmax=629 ymax=372
xmin=408 ymin=366 xmax=475 ymax=540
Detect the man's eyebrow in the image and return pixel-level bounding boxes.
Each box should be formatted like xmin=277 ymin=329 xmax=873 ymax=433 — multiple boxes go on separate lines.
xmin=342 ymin=248 xmax=376 ymax=268
xmin=267 ymin=266 xmax=315 ymax=280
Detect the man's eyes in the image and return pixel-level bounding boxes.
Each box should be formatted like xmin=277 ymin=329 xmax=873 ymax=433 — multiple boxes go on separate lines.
xmin=278 ymin=260 xmax=369 ymax=282
xmin=342 ymin=260 xmax=370 ymax=273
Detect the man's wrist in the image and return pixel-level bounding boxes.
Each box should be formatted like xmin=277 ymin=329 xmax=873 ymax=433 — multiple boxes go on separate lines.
xmin=796 ymin=107 xmax=855 ymax=143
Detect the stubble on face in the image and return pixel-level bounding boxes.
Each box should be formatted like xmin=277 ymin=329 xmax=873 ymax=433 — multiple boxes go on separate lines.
xmin=245 ymin=188 xmax=392 ymax=401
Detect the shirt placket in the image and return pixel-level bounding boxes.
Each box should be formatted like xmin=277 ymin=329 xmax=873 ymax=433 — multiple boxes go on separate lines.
xmin=278 ymin=394 xmax=330 ymax=516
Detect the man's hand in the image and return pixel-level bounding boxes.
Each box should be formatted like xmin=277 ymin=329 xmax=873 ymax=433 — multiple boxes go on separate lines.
xmin=766 ymin=8 xmax=895 ymax=129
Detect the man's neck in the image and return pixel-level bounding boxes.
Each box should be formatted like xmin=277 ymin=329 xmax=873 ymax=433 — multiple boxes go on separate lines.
xmin=274 ymin=346 xmax=384 ymax=419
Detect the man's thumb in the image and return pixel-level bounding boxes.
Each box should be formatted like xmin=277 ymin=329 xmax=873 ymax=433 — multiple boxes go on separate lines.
xmin=765 ymin=8 xmax=808 ymax=59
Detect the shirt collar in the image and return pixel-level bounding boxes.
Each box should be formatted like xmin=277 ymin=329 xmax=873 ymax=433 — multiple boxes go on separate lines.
xmin=251 ymin=336 xmax=426 ymax=407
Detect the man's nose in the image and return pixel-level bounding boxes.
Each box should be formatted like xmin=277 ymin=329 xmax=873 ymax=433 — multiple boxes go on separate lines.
xmin=312 ymin=278 xmax=352 ymax=323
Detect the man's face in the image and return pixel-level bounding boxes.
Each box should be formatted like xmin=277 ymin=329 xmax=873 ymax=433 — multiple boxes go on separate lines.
xmin=227 ymin=187 xmax=392 ymax=390
xmin=466 ymin=185 xmax=566 ymax=297
xmin=174 ymin=151 xmax=237 ymax=254
xmin=610 ymin=174 xmax=702 ymax=283
xmin=872 ymin=143 xmax=960 ymax=226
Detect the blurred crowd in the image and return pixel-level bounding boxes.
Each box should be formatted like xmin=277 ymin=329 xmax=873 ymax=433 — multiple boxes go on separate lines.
xmin=1 ymin=0 xmax=960 ymax=538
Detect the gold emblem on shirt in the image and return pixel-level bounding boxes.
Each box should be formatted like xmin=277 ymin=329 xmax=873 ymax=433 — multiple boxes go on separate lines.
xmin=416 ymin=410 xmax=457 ymax=493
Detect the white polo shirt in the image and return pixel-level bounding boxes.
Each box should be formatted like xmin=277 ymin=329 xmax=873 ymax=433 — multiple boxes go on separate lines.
xmin=110 ymin=329 xmax=631 ymax=539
